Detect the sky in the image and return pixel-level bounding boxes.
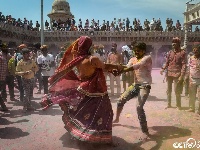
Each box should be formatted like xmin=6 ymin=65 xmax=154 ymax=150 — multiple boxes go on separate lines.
xmin=0 ymin=0 xmax=199 ymax=29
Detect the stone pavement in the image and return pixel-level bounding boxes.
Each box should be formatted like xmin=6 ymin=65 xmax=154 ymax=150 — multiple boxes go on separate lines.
xmin=0 ymin=69 xmax=200 ymax=150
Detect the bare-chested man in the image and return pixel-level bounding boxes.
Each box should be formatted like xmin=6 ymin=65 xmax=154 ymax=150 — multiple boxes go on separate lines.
xmin=107 ymin=43 xmax=123 ymax=96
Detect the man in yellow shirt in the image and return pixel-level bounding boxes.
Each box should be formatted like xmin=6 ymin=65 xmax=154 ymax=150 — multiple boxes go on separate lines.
xmin=16 ymin=48 xmax=38 ymax=112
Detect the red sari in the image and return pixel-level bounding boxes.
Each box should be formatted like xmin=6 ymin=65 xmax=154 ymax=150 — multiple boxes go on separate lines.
xmin=40 ymin=37 xmax=113 ymax=143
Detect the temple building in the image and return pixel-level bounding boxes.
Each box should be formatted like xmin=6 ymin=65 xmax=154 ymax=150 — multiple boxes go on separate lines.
xmin=47 ymin=0 xmax=74 ymax=28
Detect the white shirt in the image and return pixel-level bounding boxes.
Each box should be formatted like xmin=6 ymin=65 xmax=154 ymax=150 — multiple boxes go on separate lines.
xmin=37 ymin=54 xmax=55 ymax=76
xmin=127 ymin=55 xmax=152 ymax=84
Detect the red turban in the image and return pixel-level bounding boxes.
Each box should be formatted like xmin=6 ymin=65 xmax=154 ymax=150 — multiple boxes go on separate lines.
xmin=112 ymin=42 xmax=117 ymax=47
xmin=172 ymin=37 xmax=181 ymax=44
xmin=18 ymin=44 xmax=27 ymax=50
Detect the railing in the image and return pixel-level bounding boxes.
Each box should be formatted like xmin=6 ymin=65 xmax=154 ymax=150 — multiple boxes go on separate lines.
xmin=1 ymin=22 xmax=200 ymax=42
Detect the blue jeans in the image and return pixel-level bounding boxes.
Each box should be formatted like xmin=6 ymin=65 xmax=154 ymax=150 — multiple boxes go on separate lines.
xmin=117 ymin=83 xmax=151 ymax=133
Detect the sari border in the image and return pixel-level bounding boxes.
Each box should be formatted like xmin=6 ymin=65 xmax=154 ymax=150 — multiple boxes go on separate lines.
xmin=77 ymin=87 xmax=108 ymax=97
xmin=62 ymin=113 xmax=112 ymax=143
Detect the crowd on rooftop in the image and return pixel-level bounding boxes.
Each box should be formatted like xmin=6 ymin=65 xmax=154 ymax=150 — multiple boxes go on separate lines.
xmin=1 ymin=11 xmax=200 ymax=32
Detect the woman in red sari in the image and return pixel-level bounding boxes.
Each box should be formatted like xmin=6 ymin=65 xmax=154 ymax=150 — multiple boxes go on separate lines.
xmin=40 ymin=36 xmax=123 ymax=145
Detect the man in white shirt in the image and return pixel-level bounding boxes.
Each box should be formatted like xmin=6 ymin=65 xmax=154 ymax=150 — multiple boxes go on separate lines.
xmin=113 ymin=42 xmax=152 ymax=140
xmin=37 ymin=45 xmax=55 ymax=94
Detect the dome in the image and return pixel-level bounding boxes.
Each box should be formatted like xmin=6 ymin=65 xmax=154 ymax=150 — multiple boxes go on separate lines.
xmin=51 ymin=0 xmax=70 ymax=13
xmin=48 ymin=0 xmax=74 ymax=22
xmin=52 ymin=0 xmax=68 ymax=7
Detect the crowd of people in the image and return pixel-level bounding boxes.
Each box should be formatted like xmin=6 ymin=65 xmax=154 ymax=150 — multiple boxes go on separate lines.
xmin=1 ymin=11 xmax=200 ymax=32
xmin=0 ymin=42 xmax=55 ymax=111
xmin=0 ymin=36 xmax=200 ymax=146
xmin=160 ymin=38 xmax=200 ymax=113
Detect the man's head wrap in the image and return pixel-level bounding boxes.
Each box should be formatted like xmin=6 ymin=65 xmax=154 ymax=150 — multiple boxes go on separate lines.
xmin=172 ymin=37 xmax=181 ymax=44
xmin=40 ymin=45 xmax=48 ymax=51
xmin=112 ymin=43 xmax=117 ymax=47
xmin=18 ymin=44 xmax=27 ymax=50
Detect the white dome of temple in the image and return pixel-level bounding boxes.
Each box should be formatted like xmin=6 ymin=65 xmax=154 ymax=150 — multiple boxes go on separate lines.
xmin=48 ymin=0 xmax=74 ymax=22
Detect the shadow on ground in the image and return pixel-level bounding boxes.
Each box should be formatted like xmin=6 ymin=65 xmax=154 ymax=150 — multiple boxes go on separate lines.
xmin=147 ymin=95 xmax=166 ymax=102
xmin=59 ymin=132 xmax=145 ymax=150
xmin=148 ymin=126 xmax=192 ymax=150
xmin=0 ymin=127 xmax=29 ymax=139
xmin=0 ymin=117 xmax=29 ymax=125
xmin=111 ymin=124 xmax=191 ymax=150
xmin=1 ymin=101 xmax=63 ymax=118
xmin=112 ymin=123 xmax=136 ymax=130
